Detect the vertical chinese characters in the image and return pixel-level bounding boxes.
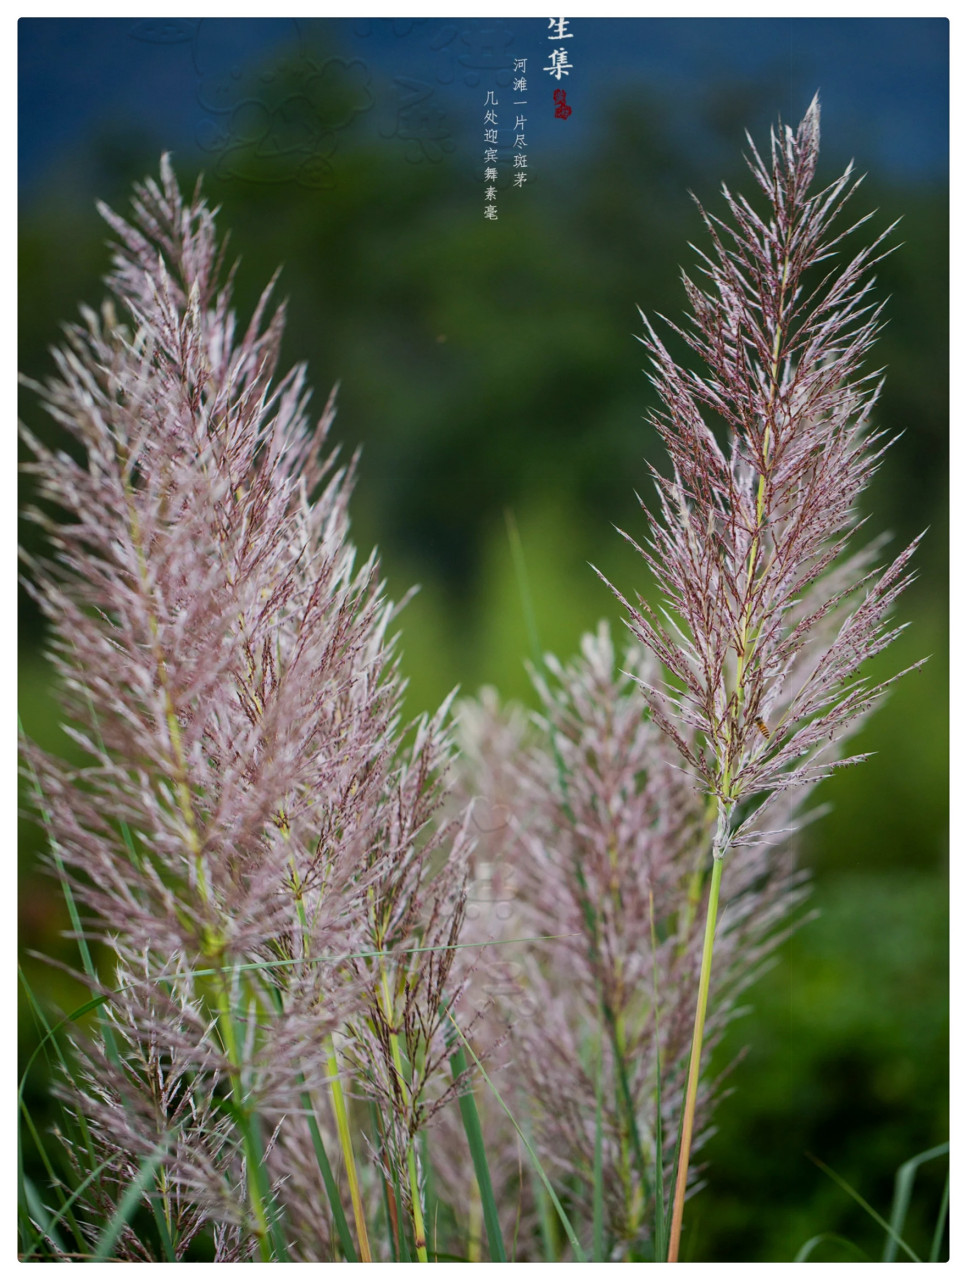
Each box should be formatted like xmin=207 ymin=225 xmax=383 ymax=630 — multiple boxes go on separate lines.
xmin=483 ymin=88 xmax=498 ymax=219
xmin=544 ymin=17 xmax=574 ymax=117
xmin=513 ymin=57 xmax=528 ymax=187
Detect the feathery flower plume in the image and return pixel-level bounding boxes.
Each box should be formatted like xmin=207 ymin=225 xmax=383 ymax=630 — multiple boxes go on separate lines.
xmin=601 ymin=97 xmax=920 ymax=1258
xmin=21 ymin=157 xmax=468 ymax=1261
xmin=436 ymin=625 xmax=807 ymax=1259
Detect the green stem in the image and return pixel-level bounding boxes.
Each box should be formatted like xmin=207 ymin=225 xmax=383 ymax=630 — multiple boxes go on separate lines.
xmin=288 ymin=851 xmax=371 ymax=1262
xmin=678 ymin=795 xmax=719 ymax=951
xmin=669 ymin=211 xmax=793 ymax=1271
xmin=405 ymin=1141 xmax=428 ymax=1263
xmin=326 ymin=1042 xmax=373 ymax=1261
xmin=667 ymin=248 xmax=790 ymax=1262
xmin=667 ymin=854 xmax=724 ymax=1263
xmin=215 ymin=983 xmax=275 ymax=1261
xmin=378 ymin=966 xmax=428 ymax=1262
xmin=466 ymin=1171 xmax=483 ymax=1262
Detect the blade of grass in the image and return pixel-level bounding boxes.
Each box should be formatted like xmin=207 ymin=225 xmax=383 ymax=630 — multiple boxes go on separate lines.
xmin=447 ymin=1011 xmax=587 ymax=1261
xmin=148 ymin=1186 xmax=177 ymax=1262
xmin=262 ymin=980 xmax=359 ymax=1263
xmin=929 ymin=1173 xmax=949 ymax=1262
xmin=390 ymin=1145 xmax=412 ymax=1262
xmin=18 ymin=1197 xmax=44 ymax=1259
xmin=368 ymin=1098 xmax=410 ymax=1261
xmin=794 ymin=1232 xmax=870 ymax=1262
xmin=447 ymin=1036 xmax=507 ymax=1262
xmin=18 ymin=973 xmax=175 ymax=1260
xmin=19 ymin=1096 xmax=84 ymax=1251
xmin=420 ymin=1129 xmax=439 ymax=1264
xmin=508 ymin=1160 xmax=524 ymax=1262
xmin=21 ymin=1176 xmax=68 ymax=1259
xmin=882 ymin=1141 xmax=948 ymax=1262
xmin=92 ymin=1139 xmax=172 ymax=1261
xmin=531 ymin=1131 xmax=557 ymax=1261
xmin=326 ymin=1041 xmax=373 ymax=1260
xmin=20 ymin=1149 xmax=122 ymax=1262
xmin=808 ymin=1153 xmax=921 ymax=1263
xmin=592 ymin=1038 xmax=605 ymax=1262
xmin=504 ymin=508 xmax=542 ymax=665
xmin=19 ymin=963 xmax=91 ymax=1091
xmin=18 ymin=989 xmax=113 ymax=1103
xmin=303 ymin=1082 xmax=358 ymax=1262
xmin=19 ymin=973 xmax=79 ymax=1174
xmin=283 ymin=863 xmax=370 ymax=1262
xmin=373 ymin=1108 xmax=399 ymax=1262
xmin=140 ymin=931 xmax=578 ymax=987
xmin=211 ymin=1084 xmax=289 ymax=1261
xmin=649 ymin=890 xmax=667 ymax=1264
xmin=19 ymin=719 xmax=97 ymax=986
xmin=217 ymin=982 xmax=289 ymax=1262
xmin=18 ymin=967 xmax=101 ymax=1251
xmin=373 ymin=963 xmax=428 ymax=1262
xmin=20 ymin=719 xmax=125 ymax=1082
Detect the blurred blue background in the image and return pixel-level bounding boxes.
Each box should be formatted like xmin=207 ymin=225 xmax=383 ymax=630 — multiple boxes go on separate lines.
xmin=19 ymin=18 xmax=948 ymax=194
xmin=19 ymin=17 xmax=948 ymax=1262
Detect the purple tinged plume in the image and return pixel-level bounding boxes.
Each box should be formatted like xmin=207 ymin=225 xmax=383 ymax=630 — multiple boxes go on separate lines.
xmin=22 ymin=156 xmax=469 ymax=1259
xmin=602 ymin=95 xmax=921 ymax=850
xmin=435 ymin=626 xmax=807 ymax=1258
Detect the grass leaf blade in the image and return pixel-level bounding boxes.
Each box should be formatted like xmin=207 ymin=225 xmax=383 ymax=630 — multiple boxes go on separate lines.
xmin=883 ymin=1141 xmax=949 ymax=1262
xmin=448 ymin=1037 xmax=507 ymax=1261
xmin=592 ymin=1044 xmax=605 ymax=1262
xmin=809 ymin=1153 xmax=921 ymax=1263
xmin=929 ymin=1173 xmax=949 ymax=1262
xmin=794 ymin=1232 xmax=869 ymax=1262
xmin=447 ymin=1012 xmax=587 ymax=1262
xmin=93 ymin=1140 xmax=171 ymax=1261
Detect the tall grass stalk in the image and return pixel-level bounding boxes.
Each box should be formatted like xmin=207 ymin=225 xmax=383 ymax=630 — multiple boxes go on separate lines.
xmin=666 ymin=856 xmax=722 ymax=1260
xmin=600 ymin=96 xmax=919 ymax=1257
xmin=450 ymin=620 xmax=809 ymax=1259
xmin=20 ymin=155 xmax=470 ymax=1261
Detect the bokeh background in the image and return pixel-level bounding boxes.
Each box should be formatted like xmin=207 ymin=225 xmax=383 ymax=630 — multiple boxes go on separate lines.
xmin=18 ymin=17 xmax=948 ymax=1262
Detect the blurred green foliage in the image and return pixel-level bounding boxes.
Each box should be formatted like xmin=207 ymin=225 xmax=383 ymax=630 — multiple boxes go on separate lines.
xmin=701 ymin=872 xmax=948 ymax=1262
xmin=19 ymin=45 xmax=947 ymax=1262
